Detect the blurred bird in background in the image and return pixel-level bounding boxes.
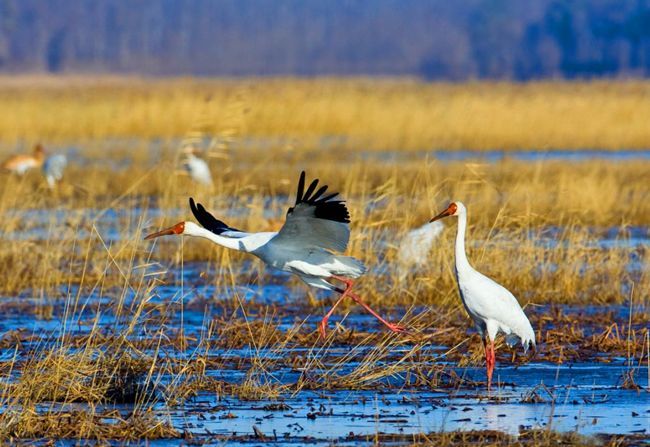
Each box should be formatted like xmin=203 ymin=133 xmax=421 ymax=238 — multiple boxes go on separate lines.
xmin=1 ymin=143 xmax=46 ymax=175
xmin=42 ymin=154 xmax=68 ymax=189
xmin=181 ymin=145 xmax=214 ymax=186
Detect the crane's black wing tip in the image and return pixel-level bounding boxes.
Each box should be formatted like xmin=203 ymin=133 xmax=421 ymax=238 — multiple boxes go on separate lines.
xmin=295 ymin=171 xmax=306 ymax=205
xmin=314 ymin=201 xmax=350 ymax=223
xmin=290 ymin=172 xmax=351 ymax=224
xmin=189 ymin=197 xmax=241 ymax=235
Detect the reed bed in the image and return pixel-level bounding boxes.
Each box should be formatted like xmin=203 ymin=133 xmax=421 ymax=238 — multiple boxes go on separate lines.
xmin=1 ymin=77 xmax=650 ymax=150
xmin=0 ymin=149 xmax=647 ymax=306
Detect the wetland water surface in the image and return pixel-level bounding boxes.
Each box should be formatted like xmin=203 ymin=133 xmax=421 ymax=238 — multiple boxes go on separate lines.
xmin=1 ymin=275 xmax=647 ymax=445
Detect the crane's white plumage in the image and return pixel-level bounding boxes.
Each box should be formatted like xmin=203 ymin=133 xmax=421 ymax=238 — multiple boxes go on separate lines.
xmin=182 ymin=147 xmax=213 ymax=186
xmin=431 ymin=201 xmax=535 ymax=388
xmin=457 ymin=264 xmax=536 ymax=350
xmin=145 ymin=172 xmax=404 ymax=336
xmin=42 ymin=154 xmax=67 ymax=188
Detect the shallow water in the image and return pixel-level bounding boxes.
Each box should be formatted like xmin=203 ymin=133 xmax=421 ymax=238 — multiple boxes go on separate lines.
xmin=0 ymin=276 xmax=647 ymax=445
xmin=55 ymin=139 xmax=650 ymax=163
xmin=432 ymin=148 xmax=650 ymax=163
xmin=158 ymin=348 xmax=649 ymax=441
xmin=166 ymin=368 xmax=649 ymax=441
xmin=361 ymin=148 xmax=650 ymax=163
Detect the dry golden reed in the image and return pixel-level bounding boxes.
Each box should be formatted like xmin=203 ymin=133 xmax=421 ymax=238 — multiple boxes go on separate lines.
xmin=1 ymin=76 xmax=650 ymax=150
xmin=0 ymin=152 xmax=647 ymax=305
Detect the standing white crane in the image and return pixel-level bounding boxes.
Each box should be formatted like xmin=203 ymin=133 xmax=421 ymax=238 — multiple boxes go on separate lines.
xmin=145 ymin=171 xmax=406 ymax=338
xmin=430 ymin=201 xmax=535 ymax=389
xmin=181 ymin=145 xmax=213 ymax=186
xmin=42 ymin=154 xmax=67 ymax=188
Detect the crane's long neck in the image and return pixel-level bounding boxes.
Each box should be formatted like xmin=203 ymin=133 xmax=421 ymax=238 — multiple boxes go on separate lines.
xmin=455 ymin=211 xmax=472 ymax=273
xmin=187 ymin=227 xmax=244 ymax=251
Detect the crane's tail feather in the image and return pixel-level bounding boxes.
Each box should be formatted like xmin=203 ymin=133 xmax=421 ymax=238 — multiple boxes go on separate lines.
xmin=334 ymin=256 xmax=367 ymax=279
xmin=505 ymin=333 xmax=520 ymax=349
xmin=505 ymin=332 xmax=536 ymax=356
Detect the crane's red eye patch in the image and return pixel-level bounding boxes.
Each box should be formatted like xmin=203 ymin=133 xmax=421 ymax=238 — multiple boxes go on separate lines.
xmin=448 ymin=203 xmax=458 ymax=215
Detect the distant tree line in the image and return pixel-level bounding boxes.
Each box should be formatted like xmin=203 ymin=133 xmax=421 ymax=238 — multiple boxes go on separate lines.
xmin=0 ymin=0 xmax=649 ymax=79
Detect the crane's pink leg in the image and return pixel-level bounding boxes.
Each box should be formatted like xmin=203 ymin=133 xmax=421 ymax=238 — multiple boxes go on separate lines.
xmin=321 ymin=276 xmax=407 ymax=336
xmin=490 ymin=339 xmax=497 ymax=387
xmin=319 ymin=290 xmax=349 ymax=339
xmin=327 ymin=275 xmax=406 ymax=333
xmin=484 ymin=339 xmax=491 ymax=390
xmin=347 ymin=290 xmax=407 ymax=333
xmin=484 ymin=338 xmax=496 ymax=390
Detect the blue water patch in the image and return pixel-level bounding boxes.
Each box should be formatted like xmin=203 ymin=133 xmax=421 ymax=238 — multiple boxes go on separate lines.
xmin=360 ymin=148 xmax=650 ymax=163
xmin=431 ymin=149 xmax=650 ymax=163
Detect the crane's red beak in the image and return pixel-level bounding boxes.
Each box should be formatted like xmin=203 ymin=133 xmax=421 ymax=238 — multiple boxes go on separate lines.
xmin=144 ymin=222 xmax=185 ymax=240
xmin=430 ymin=203 xmax=457 ymax=222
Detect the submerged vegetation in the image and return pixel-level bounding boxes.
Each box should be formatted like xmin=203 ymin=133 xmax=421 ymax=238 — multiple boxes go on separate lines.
xmin=0 ymin=77 xmax=647 ymax=444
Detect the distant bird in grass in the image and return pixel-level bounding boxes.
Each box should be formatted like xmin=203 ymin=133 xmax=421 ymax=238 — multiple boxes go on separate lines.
xmin=397 ymin=220 xmax=444 ymax=276
xmin=145 ymin=171 xmax=406 ymax=338
xmin=1 ymin=144 xmax=46 ymax=175
xmin=42 ymin=154 xmax=67 ymax=188
xmin=182 ymin=145 xmax=213 ymax=186
xmin=430 ymin=201 xmax=535 ymax=390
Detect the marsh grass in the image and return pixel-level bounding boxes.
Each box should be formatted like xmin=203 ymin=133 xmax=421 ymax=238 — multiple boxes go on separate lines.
xmin=1 ymin=152 xmax=647 ymax=305
xmin=0 ymin=407 xmax=178 ymax=441
xmin=1 ymin=77 xmax=650 ymax=151
xmin=0 ymin=213 xmax=234 ymax=442
xmin=0 ymin=78 xmax=647 ymax=443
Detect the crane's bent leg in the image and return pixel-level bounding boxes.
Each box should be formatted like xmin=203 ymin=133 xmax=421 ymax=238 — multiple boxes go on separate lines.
xmin=319 ymin=288 xmax=350 ymax=339
xmin=319 ymin=277 xmax=355 ymax=339
xmin=346 ymin=292 xmax=407 ymax=333
xmin=328 ymin=276 xmax=406 ymax=334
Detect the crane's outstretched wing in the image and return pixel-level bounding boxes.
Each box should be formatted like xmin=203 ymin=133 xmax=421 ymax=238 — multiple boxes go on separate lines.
xmin=189 ymin=198 xmax=249 ymax=238
xmin=272 ymin=171 xmax=351 ymax=252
